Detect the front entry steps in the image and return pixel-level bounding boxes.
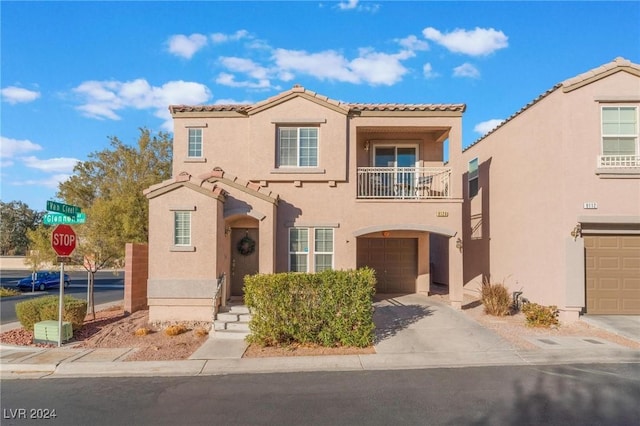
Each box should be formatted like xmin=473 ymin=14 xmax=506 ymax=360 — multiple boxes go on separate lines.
xmin=214 ymin=303 xmax=251 ymax=340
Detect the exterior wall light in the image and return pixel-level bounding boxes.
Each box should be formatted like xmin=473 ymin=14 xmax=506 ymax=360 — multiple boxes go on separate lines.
xmin=570 ymin=224 xmax=582 ymax=240
xmin=364 ymin=141 xmax=370 ymax=151
xmin=456 ymin=237 xmax=463 ymax=251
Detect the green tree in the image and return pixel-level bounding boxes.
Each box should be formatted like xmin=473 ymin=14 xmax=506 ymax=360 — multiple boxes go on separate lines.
xmin=0 ymin=201 xmax=43 ymax=255
xmin=57 ymin=127 xmax=172 ymax=257
xmin=56 ymin=128 xmax=172 ymax=317
xmin=25 ymin=224 xmax=56 ymax=271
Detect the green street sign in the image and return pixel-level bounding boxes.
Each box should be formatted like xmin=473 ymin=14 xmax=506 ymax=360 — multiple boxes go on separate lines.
xmin=43 ymin=212 xmax=86 ymax=225
xmin=46 ymin=201 xmax=81 ymax=217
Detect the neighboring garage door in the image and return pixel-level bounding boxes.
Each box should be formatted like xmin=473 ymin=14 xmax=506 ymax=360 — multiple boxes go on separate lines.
xmin=357 ymin=238 xmax=417 ymax=293
xmin=585 ymin=235 xmax=640 ymax=315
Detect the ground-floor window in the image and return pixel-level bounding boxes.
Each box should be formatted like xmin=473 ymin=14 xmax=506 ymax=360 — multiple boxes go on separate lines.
xmin=174 ymin=211 xmax=191 ymax=246
xmin=288 ymin=227 xmax=334 ymax=272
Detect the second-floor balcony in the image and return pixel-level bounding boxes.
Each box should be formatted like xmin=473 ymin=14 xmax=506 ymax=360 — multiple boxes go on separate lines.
xmin=357 ymin=167 xmax=451 ymax=199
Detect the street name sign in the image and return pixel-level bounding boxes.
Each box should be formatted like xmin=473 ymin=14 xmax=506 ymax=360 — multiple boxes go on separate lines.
xmin=51 ymin=225 xmax=77 ymax=256
xmin=43 ymin=212 xmax=86 ymax=225
xmin=46 ymin=201 xmax=81 ymax=217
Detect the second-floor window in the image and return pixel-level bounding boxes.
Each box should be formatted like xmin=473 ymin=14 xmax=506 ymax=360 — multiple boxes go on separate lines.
xmin=278 ymin=127 xmax=318 ymax=167
xmin=468 ymin=157 xmax=479 ymax=198
xmin=188 ymin=128 xmax=203 ymax=158
xmin=602 ymin=106 xmax=637 ymax=157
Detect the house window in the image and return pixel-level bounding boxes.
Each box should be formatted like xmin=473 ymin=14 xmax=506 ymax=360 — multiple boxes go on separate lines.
xmin=468 ymin=158 xmax=479 ymax=198
xmin=314 ymin=228 xmax=334 ymax=272
xmin=602 ymin=106 xmax=638 ymax=157
xmin=278 ymin=127 xmax=318 ymax=167
xmin=174 ymin=211 xmax=191 ymax=246
xmin=288 ymin=227 xmax=334 ymax=272
xmin=188 ymin=128 xmax=203 ymax=158
xmin=289 ymin=228 xmax=309 ymax=272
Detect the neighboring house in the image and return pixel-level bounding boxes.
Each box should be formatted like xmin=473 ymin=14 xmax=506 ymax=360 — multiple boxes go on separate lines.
xmin=461 ymin=57 xmax=640 ymax=321
xmin=144 ymin=86 xmax=467 ymax=322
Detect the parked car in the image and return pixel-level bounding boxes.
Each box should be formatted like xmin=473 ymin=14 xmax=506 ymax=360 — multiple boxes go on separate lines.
xmin=17 ymin=271 xmax=71 ymax=291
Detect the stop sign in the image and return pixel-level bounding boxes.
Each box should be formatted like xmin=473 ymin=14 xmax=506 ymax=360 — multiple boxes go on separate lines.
xmin=51 ymin=224 xmax=77 ymax=256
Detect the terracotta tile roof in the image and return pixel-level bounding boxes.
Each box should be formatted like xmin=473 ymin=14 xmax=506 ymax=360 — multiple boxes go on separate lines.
xmin=464 ymin=57 xmax=640 ymax=151
xmin=170 ymin=84 xmax=466 ymax=114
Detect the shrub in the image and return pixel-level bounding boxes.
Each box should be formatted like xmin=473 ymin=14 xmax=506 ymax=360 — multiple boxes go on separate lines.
xmin=15 ymin=295 xmax=87 ymax=332
xmin=480 ymin=279 xmax=511 ymax=316
xmin=164 ymin=324 xmax=188 ymax=336
xmin=134 ymin=327 xmax=151 ymax=336
xmin=522 ymin=303 xmax=559 ymax=328
xmin=0 ymin=287 xmax=19 ymax=298
xmin=244 ymin=268 xmax=376 ymax=348
xmin=194 ymin=327 xmax=209 ymax=337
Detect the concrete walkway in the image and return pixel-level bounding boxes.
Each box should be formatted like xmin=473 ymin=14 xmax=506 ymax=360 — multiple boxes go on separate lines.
xmin=1 ymin=295 xmax=639 ymax=379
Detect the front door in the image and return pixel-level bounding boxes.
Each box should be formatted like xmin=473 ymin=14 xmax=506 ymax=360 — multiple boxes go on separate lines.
xmin=230 ymin=228 xmax=259 ymax=296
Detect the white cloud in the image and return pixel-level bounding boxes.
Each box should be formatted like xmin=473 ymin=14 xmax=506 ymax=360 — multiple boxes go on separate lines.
xmin=0 ymin=136 xmax=43 ymax=159
xmin=73 ymin=78 xmax=212 ymax=127
xmin=272 ymin=48 xmax=409 ymax=86
xmin=211 ymin=30 xmax=250 ymax=44
xmin=423 ymin=63 xmax=438 ymax=79
xmin=22 ymin=156 xmax=79 ymax=173
xmin=1 ymin=86 xmax=41 ymax=104
xmin=423 ymin=26 xmax=508 ymax=56
xmin=453 ymin=63 xmax=480 ymax=78
xmin=474 ymin=119 xmax=505 ymax=135
xmin=167 ymin=33 xmax=208 ymax=59
xmin=220 ymin=57 xmax=270 ymax=80
xmin=12 ymin=174 xmax=72 ymax=189
xmin=215 ymin=73 xmax=273 ymax=90
xmin=337 ymin=0 xmax=379 ymax=12
xmin=397 ymin=35 xmax=429 ymax=52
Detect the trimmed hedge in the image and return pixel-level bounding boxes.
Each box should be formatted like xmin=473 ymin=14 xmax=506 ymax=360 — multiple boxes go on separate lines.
xmin=244 ymin=268 xmax=376 ymax=348
xmin=15 ymin=295 xmax=87 ymax=332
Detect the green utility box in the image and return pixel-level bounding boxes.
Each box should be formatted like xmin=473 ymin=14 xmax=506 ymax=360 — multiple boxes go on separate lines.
xmin=34 ymin=320 xmax=72 ymax=344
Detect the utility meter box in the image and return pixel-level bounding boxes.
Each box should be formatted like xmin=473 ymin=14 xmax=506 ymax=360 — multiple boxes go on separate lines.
xmin=34 ymin=320 xmax=72 ymax=344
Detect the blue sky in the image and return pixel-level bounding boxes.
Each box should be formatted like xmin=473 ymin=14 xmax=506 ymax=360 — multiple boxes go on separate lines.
xmin=2 ymin=0 xmax=639 ymax=211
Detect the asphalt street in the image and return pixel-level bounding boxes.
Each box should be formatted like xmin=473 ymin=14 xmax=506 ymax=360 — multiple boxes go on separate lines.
xmin=0 ymin=270 xmax=124 ymax=324
xmin=1 ymin=364 xmax=638 ymax=425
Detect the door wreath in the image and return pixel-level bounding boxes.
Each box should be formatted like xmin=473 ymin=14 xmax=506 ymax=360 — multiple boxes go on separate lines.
xmin=237 ymin=235 xmax=256 ymax=256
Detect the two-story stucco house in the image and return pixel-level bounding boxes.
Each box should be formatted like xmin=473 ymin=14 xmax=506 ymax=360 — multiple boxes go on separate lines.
xmin=461 ymin=57 xmax=640 ymax=321
xmin=144 ymin=86 xmax=467 ymax=322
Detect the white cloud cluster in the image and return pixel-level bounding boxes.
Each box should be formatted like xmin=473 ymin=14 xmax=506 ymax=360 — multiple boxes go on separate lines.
xmin=73 ymin=78 xmax=212 ymax=129
xmin=453 ymin=63 xmax=480 ymax=79
xmin=167 ymin=30 xmax=251 ymax=59
xmin=336 ymin=0 xmax=380 ymax=13
xmin=474 ymin=119 xmax=505 ymax=135
xmin=0 ymin=135 xmax=78 ymax=189
xmin=423 ymin=27 xmax=508 ymax=56
xmin=1 ymin=86 xmax=41 ymax=104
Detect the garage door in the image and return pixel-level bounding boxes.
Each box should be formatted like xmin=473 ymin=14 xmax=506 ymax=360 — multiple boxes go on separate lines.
xmin=585 ymin=235 xmax=640 ymax=314
xmin=357 ymin=238 xmax=417 ymax=293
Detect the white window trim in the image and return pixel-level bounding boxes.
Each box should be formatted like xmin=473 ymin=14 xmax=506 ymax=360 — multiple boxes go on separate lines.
xmin=314 ymin=228 xmax=334 ymax=272
xmin=172 ymin=211 xmax=192 ymax=250
xmin=188 ymin=128 xmax=204 ymax=159
xmin=277 ymin=126 xmax=319 ymax=168
xmin=288 ymin=227 xmax=309 ymax=272
xmin=600 ymin=105 xmax=639 ymax=154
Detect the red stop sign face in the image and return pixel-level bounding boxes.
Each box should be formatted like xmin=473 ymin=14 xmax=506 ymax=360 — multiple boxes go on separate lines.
xmin=51 ymin=224 xmax=77 ymax=256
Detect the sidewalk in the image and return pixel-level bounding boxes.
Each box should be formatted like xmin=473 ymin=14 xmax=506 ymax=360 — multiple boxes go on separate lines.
xmin=2 ymin=296 xmax=639 ymax=379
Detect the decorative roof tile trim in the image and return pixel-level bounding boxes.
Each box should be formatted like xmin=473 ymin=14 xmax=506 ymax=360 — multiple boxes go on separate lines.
xmin=144 ymin=177 xmax=227 ymax=201
xmin=198 ymin=168 xmax=280 ymax=204
xmin=465 ymin=57 xmax=640 ymax=152
xmin=170 ymin=85 xmax=467 ymax=115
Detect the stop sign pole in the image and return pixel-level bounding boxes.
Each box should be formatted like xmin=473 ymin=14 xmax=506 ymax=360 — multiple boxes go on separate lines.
xmin=51 ymin=225 xmax=77 ymax=347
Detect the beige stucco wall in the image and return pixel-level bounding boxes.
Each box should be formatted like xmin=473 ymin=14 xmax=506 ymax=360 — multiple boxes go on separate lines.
xmin=461 ymin=70 xmax=640 ymax=319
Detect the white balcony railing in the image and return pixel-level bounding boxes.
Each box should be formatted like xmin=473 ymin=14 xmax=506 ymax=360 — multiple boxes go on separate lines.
xmin=598 ymin=155 xmax=640 ymax=168
xmin=357 ymin=167 xmax=451 ymax=199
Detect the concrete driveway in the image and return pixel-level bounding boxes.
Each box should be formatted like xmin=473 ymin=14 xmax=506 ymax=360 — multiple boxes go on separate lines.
xmin=580 ymin=315 xmax=640 ymax=342
xmin=373 ymin=293 xmax=515 ymax=355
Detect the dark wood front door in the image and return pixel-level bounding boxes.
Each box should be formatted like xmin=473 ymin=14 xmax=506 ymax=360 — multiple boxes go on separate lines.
xmin=231 ymin=228 xmax=259 ymax=296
